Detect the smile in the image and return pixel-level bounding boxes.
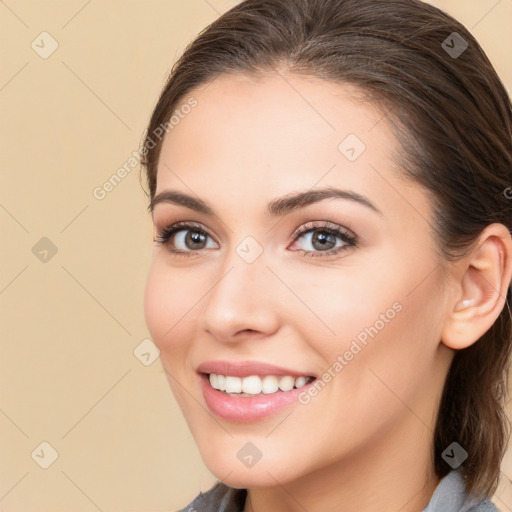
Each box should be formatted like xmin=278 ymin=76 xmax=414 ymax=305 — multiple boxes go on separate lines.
xmin=208 ymin=373 xmax=314 ymax=396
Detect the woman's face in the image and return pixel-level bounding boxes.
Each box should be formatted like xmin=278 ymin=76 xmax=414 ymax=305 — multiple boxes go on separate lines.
xmin=144 ymin=71 xmax=454 ymax=488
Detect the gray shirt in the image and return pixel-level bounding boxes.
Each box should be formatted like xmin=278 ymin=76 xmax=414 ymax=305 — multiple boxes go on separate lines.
xmin=177 ymin=469 xmax=500 ymax=511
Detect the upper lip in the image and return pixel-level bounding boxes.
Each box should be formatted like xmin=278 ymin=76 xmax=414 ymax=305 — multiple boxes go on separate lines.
xmin=196 ymin=360 xmax=316 ymax=378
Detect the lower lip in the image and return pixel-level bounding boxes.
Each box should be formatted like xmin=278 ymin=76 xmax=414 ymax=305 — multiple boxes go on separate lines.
xmin=199 ymin=373 xmax=315 ymax=422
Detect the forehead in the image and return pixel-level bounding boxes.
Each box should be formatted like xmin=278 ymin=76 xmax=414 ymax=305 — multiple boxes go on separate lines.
xmin=158 ymin=72 xmax=391 ymax=178
xmin=154 ymin=71 xmax=428 ymax=226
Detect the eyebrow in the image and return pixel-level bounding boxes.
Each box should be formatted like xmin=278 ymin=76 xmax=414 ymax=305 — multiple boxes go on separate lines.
xmin=148 ymin=186 xmax=383 ymax=218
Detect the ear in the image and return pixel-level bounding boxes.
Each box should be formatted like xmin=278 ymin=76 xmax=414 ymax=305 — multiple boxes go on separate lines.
xmin=441 ymin=223 xmax=512 ymax=350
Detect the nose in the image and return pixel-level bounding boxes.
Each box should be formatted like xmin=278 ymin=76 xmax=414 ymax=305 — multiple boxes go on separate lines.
xmin=199 ymin=252 xmax=281 ymax=343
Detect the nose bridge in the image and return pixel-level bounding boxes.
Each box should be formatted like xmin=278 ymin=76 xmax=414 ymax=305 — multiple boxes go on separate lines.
xmin=200 ymin=244 xmax=279 ymax=340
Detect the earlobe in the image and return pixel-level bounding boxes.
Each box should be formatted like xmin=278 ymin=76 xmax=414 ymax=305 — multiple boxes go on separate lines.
xmin=441 ymin=223 xmax=512 ymax=351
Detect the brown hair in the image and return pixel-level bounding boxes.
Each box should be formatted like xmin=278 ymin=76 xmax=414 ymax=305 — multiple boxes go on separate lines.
xmin=140 ymin=0 xmax=512 ymax=498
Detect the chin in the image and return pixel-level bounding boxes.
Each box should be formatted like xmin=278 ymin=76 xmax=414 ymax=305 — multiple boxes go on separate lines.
xmin=210 ymin=464 xmax=294 ymax=489
xmin=198 ymin=444 xmax=306 ymax=489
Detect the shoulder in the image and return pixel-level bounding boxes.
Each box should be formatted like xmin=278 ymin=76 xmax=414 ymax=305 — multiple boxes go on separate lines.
xmin=175 ymin=482 xmax=247 ymax=512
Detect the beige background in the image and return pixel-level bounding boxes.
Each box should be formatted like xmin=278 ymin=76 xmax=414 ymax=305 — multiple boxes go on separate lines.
xmin=0 ymin=1 xmax=511 ymax=511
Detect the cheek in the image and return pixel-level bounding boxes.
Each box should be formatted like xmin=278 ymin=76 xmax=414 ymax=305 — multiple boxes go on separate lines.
xmin=143 ymin=264 xmax=167 ymax=346
xmin=323 ymin=270 xmax=444 ymax=413
xmin=277 ymin=261 xmax=398 ymax=354
xmin=283 ymin=256 xmax=441 ymax=385
xmin=143 ymin=262 xmax=191 ymax=354
xmin=143 ymin=264 xmax=197 ymax=408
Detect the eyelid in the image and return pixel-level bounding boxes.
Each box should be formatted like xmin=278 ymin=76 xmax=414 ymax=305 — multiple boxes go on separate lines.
xmin=290 ymin=220 xmax=355 ymax=241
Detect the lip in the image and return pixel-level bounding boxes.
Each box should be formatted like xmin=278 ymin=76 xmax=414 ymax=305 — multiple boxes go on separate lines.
xmin=197 ymin=361 xmax=317 ymax=422
xmin=196 ymin=360 xmax=316 ymax=378
xmin=199 ymin=374 xmax=316 ymax=422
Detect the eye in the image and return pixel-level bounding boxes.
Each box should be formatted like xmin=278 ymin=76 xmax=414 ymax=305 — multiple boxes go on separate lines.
xmin=288 ymin=221 xmax=357 ymax=258
xmin=154 ymin=220 xmax=357 ymax=259
xmin=154 ymin=221 xmax=218 ymax=257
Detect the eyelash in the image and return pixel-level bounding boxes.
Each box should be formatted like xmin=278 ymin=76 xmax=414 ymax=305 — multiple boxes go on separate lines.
xmin=153 ymin=220 xmax=358 ymax=259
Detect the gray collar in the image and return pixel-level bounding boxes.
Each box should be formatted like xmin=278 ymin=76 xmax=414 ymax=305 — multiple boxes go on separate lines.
xmin=422 ymin=469 xmax=498 ymax=512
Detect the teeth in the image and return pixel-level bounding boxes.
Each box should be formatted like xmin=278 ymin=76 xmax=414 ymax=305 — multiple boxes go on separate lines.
xmin=208 ymin=374 xmax=313 ymax=395
xmin=217 ymin=374 xmax=226 ymax=391
xmin=225 ymin=376 xmax=242 ymax=394
xmin=242 ymin=375 xmax=262 ymax=395
xmin=209 ymin=373 xmax=219 ymax=389
xmin=262 ymin=375 xmax=279 ymax=394
xmin=294 ymin=376 xmax=309 ymax=389
xmin=278 ymin=375 xmax=295 ymax=391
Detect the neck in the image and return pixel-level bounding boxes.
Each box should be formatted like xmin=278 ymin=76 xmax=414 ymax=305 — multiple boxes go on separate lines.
xmin=244 ymin=415 xmax=441 ymax=512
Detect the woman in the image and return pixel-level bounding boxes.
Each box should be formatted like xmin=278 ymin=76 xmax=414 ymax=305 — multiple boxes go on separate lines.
xmin=141 ymin=0 xmax=512 ymax=510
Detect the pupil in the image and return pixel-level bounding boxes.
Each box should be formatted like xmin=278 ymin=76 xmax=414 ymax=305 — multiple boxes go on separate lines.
xmin=313 ymin=231 xmax=335 ymax=250
xmin=187 ymin=231 xmax=205 ymax=248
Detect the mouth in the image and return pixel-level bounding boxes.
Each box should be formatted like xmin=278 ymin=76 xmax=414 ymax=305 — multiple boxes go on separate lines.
xmin=205 ymin=373 xmax=316 ymax=397
xmin=196 ymin=360 xmax=317 ymax=422
xmin=196 ymin=361 xmax=318 ymax=422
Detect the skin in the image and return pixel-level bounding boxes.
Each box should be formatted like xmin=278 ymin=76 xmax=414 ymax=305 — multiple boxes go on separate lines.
xmin=143 ymin=70 xmax=512 ymax=512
